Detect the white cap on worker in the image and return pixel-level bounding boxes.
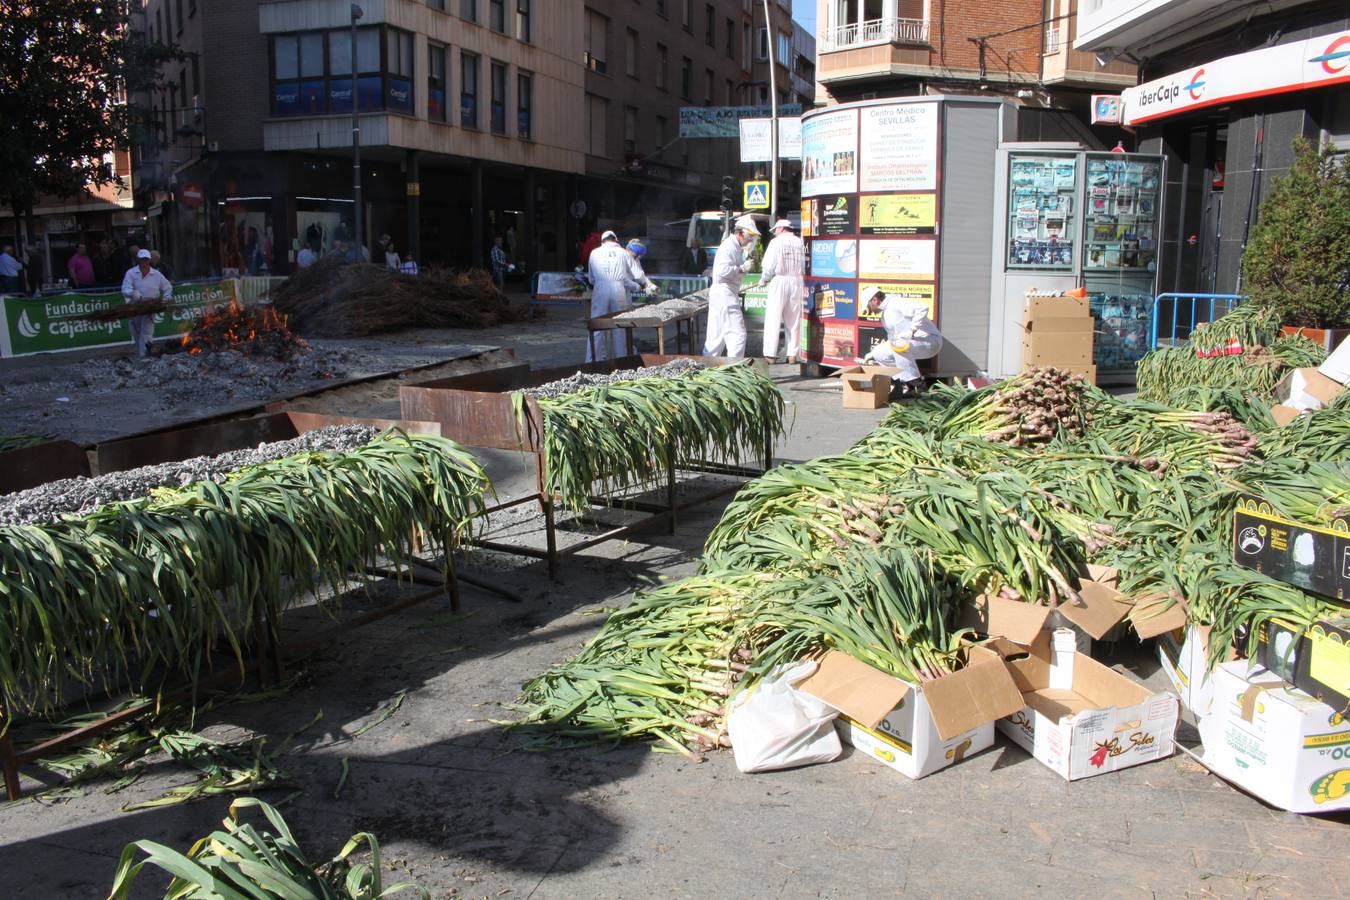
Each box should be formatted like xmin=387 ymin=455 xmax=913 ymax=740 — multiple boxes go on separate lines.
xmin=772 ymin=219 xmax=793 ymax=232
xmin=733 ymin=215 xmax=759 ymax=235
xmin=136 ymin=248 xmax=152 ymax=259
xmin=860 ymin=286 xmax=885 ymax=306
xmin=601 ymin=229 xmax=618 ymax=242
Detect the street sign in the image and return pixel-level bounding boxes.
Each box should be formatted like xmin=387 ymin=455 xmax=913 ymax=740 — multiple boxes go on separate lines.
xmin=744 ymin=181 xmax=770 ymax=210
xmin=679 ymin=104 xmax=804 ymax=138
xmin=180 ymin=182 xmax=205 ymax=208
xmin=738 ymin=117 xmax=803 ymax=162
xmin=1091 ymin=95 xmax=1122 ymax=124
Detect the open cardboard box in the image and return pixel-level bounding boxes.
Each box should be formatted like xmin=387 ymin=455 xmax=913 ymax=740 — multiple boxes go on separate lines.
xmin=996 ymin=630 xmax=1179 ymax=780
xmin=1197 ymin=660 xmax=1350 ymax=813
xmin=797 ymin=645 xmax=1024 ymax=779
xmin=1276 ymin=367 xmax=1346 ymax=413
xmin=1154 ymin=622 xmax=1232 ymax=718
xmin=959 ymin=573 xmax=1134 ymax=650
xmin=832 ymin=365 xmax=903 ymax=410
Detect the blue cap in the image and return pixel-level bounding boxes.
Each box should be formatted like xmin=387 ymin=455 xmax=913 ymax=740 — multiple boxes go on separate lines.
xmin=626 ymin=239 xmax=647 ymax=256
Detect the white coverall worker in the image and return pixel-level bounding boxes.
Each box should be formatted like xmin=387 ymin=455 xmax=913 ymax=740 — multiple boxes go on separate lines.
xmin=625 ymin=240 xmax=661 ymax=296
xmin=861 ymin=286 xmax=942 ymax=382
xmin=121 ymin=249 xmax=173 ymax=358
xmin=586 ymin=232 xmax=640 ymax=361
xmin=703 ymin=218 xmax=759 ymax=358
xmin=759 ymin=220 xmax=804 ymax=361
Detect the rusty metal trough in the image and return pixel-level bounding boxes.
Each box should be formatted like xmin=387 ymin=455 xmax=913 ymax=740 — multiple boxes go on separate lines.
xmin=400 ymin=353 xmax=774 ymax=576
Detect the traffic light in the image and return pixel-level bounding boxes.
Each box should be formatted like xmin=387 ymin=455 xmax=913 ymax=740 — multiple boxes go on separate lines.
xmin=720 ymin=175 xmax=734 ymax=212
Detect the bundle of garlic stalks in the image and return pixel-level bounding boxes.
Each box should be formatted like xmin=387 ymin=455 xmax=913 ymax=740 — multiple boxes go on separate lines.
xmin=508 ymin=365 xmax=1348 ymax=759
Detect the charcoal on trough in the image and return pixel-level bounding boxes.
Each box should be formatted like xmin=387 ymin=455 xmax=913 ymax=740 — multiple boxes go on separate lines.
xmin=524 ymin=359 xmax=708 ymax=400
xmin=0 ymin=425 xmax=379 ymax=527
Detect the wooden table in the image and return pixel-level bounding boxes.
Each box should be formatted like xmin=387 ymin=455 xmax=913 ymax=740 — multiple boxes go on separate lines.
xmin=587 ymin=304 xmax=706 ymax=359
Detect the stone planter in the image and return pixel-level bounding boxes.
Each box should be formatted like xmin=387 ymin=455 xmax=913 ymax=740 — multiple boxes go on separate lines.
xmin=1280 ymin=325 xmax=1350 ymax=351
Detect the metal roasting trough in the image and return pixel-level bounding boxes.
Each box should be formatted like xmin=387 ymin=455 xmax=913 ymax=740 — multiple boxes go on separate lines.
xmin=0 ymin=410 xmax=500 ymax=802
xmin=399 ymin=353 xmax=776 ymax=577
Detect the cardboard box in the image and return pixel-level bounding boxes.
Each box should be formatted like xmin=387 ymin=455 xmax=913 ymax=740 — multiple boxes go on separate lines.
xmin=832 ymin=365 xmax=902 ymax=410
xmin=1270 ymin=404 xmax=1303 ymax=426
xmin=1022 ymin=316 xmax=1094 ymax=336
xmin=997 ymin=630 xmax=1180 ymax=780
xmin=1023 ymin=294 xmax=1090 ymax=319
xmin=1276 ymin=367 xmax=1346 ymax=412
xmin=1197 ymin=661 xmax=1350 ymax=813
xmin=1319 ymin=335 xmax=1350 ymax=385
xmin=1022 ymin=331 xmax=1094 ymax=367
xmin=1255 ymin=616 xmax=1350 ymax=710
xmin=1233 ymin=496 xmax=1349 ymax=600
xmin=1156 ymin=624 xmax=1224 ymax=718
xmin=960 ymin=577 xmax=1132 ymax=648
xmin=797 ymin=646 xmax=1025 ymax=779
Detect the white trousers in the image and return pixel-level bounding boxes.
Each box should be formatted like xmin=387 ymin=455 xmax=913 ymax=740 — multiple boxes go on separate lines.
xmin=585 ymin=282 xmax=632 ymax=362
xmin=762 ymin=275 xmax=803 ymax=360
xmin=128 ymin=315 xmax=154 ymax=357
xmin=703 ymin=285 xmax=746 ymax=358
xmin=868 ymin=333 xmax=942 ymax=381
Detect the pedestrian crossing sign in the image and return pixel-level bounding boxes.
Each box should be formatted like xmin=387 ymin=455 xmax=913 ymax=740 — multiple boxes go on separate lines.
xmin=743 ymin=181 xmax=770 ymax=209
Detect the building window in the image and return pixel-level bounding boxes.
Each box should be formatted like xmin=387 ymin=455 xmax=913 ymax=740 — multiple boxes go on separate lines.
xmin=386 ymin=29 xmax=415 ymax=114
xmin=491 ymin=61 xmax=507 ymax=133
xmin=704 ymin=68 xmax=713 ymax=106
xmin=155 ymin=9 xmax=161 ymax=43
xmin=428 ymin=0 xmax=446 ymax=9
xmin=742 ymin=23 xmax=750 ymax=70
xmin=517 ymin=0 xmax=531 ymax=43
xmin=655 ymin=113 xmax=667 ymax=158
xmin=176 ymin=0 xmax=183 ymax=34
xmin=189 ymin=0 xmax=196 ymax=15
xmin=272 ymin=30 xmax=331 ymax=116
xmin=704 ymin=4 xmax=715 ymax=46
xmin=428 ymin=44 xmax=448 ymax=121
xmin=681 ymin=0 xmax=692 ymax=32
xmin=460 ymin=0 xmax=476 ymax=23
xmin=756 ymin=27 xmax=768 ymax=61
xmin=725 ymin=17 xmax=734 ymax=57
xmin=586 ymin=9 xmax=608 ymax=75
xmin=625 ymin=29 xmax=639 ymax=78
xmin=490 ymin=0 xmax=505 ymax=33
xmin=191 ymin=54 xmax=200 ymax=97
xmin=517 ymin=71 xmax=532 ymax=138
xmin=624 ymin=106 xmax=638 ymax=155
xmin=680 ymin=56 xmax=691 ymax=99
xmin=725 ymin=78 xmax=734 ymax=104
xmin=587 ymin=93 xmax=608 ymax=157
xmin=461 ymin=51 xmax=479 ymax=127
xmin=656 ymin=43 xmax=668 ymax=90
xmin=655 ymin=0 xmax=666 ymax=16
xmin=165 ymin=2 xmax=171 ymax=38
xmin=776 ymin=30 xmax=790 ymax=65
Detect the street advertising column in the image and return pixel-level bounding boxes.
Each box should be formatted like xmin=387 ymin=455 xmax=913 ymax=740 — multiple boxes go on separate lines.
xmin=799 ymin=100 xmax=941 ymax=367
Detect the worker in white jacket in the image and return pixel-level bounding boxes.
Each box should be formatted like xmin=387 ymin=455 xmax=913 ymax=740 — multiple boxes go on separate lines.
xmin=121 ymin=248 xmax=173 ymax=358
xmin=625 ymin=239 xmax=661 ymax=296
xmin=759 ymin=219 xmax=804 ymax=362
xmin=860 ymin=286 xmax=942 ymax=395
xmin=586 ymin=230 xmax=641 ymax=361
xmin=703 ymin=216 xmax=759 ymax=358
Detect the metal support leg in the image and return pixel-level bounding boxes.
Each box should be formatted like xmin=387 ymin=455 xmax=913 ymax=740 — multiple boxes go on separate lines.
xmin=666 ymin=457 xmax=677 ymax=535
xmin=1 ymin=705 xmax=20 ymax=801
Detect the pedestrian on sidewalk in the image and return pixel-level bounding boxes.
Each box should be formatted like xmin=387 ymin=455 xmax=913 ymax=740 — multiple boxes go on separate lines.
xmin=1 ymin=243 xmax=25 ymax=293
xmin=67 ymin=242 xmax=96 ymax=287
xmin=490 ymin=234 xmax=514 ymax=291
xmin=121 ymin=249 xmax=173 ymax=358
xmin=703 ymin=216 xmax=758 ymax=358
xmin=759 ymin=219 xmax=804 ymax=363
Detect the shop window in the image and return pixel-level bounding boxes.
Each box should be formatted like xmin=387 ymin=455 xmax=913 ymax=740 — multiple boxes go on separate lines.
xmin=517 ymin=71 xmax=532 ymax=138
xmin=491 ymin=61 xmax=508 ymax=134
xmin=461 ymin=51 xmax=479 ymax=128
xmin=517 ymin=0 xmax=531 ymax=43
xmin=323 ymin=28 xmax=382 ymax=114
xmin=386 ymin=29 xmax=415 ymax=114
xmin=428 ymin=44 xmax=448 ymax=122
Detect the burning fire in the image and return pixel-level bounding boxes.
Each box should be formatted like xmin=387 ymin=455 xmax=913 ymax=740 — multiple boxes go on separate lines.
xmin=180 ymin=302 xmax=309 ymax=359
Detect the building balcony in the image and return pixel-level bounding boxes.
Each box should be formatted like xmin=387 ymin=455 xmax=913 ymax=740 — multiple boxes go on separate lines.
xmin=1040 ymin=13 xmax=1138 ymax=89
xmin=819 ymin=17 xmax=928 ymax=54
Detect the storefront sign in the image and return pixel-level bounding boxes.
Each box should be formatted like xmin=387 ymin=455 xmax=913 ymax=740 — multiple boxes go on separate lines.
xmin=860 ymin=102 xmax=938 ymax=192
xmin=1122 ymin=30 xmax=1350 ymax=125
xmin=858 ymin=239 xmax=937 ymax=281
xmin=806 ymin=280 xmax=857 ymax=320
xmin=859 ymin=194 xmax=937 ymax=235
xmin=1091 ymin=95 xmax=1122 ymax=125
xmin=0 ymin=279 xmax=237 ymax=357
xmin=801 ymin=109 xmax=858 ymax=197
xmin=738 ymin=117 xmax=803 ymax=161
xmin=679 ymin=105 xmax=803 ymax=138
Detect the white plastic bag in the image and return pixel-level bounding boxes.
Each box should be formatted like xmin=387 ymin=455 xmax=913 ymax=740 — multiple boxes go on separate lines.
xmin=726 ymin=660 xmax=842 ymax=773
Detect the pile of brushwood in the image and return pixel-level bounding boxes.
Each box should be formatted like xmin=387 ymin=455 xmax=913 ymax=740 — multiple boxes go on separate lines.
xmin=1136 ymin=303 xmax=1326 ymax=408
xmin=514 ymin=359 xmax=786 ymax=511
xmin=509 ymin=366 xmax=1347 ymax=758
xmin=270 ymin=259 xmax=523 ymax=337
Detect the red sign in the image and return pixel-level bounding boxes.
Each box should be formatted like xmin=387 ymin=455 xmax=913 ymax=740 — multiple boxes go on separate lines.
xmin=180 ymin=182 xmax=205 ymax=208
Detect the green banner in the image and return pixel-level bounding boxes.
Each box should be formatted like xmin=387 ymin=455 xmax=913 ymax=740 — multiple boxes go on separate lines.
xmin=0 ymin=280 xmax=237 ymax=357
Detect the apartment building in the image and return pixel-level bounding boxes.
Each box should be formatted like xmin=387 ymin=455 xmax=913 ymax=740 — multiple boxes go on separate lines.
xmin=133 ymin=0 xmax=781 ymax=277
xmin=813 ymin=0 xmax=1135 ymax=144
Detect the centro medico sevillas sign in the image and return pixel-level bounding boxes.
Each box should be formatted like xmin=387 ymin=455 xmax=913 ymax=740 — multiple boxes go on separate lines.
xmin=0 ymin=279 xmax=237 ymax=357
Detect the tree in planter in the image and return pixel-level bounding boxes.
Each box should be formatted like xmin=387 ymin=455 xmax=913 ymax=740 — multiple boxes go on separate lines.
xmin=0 ymin=3 xmax=180 ymax=278
xmin=1242 ymin=138 xmax=1350 ymax=329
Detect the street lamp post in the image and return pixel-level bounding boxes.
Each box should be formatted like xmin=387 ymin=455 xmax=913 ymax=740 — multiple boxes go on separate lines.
xmin=762 ymin=0 xmax=778 ymax=219
xmin=351 ymin=4 xmax=363 ymax=259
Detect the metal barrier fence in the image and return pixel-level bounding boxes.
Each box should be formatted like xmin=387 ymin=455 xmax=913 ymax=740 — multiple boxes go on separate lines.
xmin=1150 ymin=293 xmax=1247 ymax=349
